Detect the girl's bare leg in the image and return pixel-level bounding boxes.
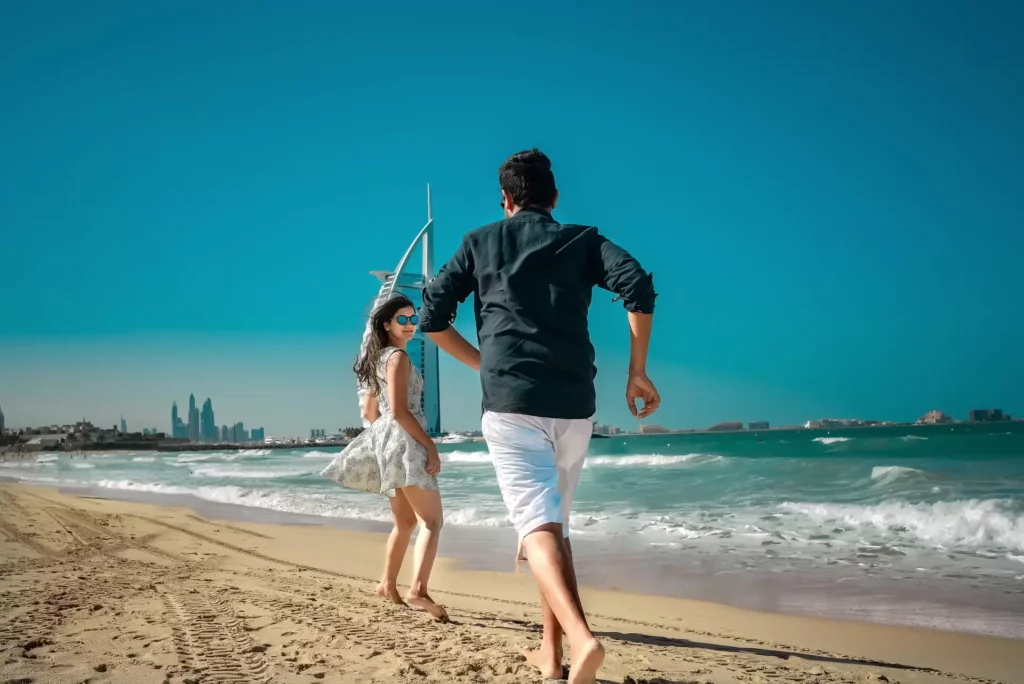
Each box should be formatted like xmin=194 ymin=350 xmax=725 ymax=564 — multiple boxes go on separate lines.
xmin=377 ymin=490 xmax=417 ymax=604
xmin=399 ymin=486 xmax=447 ymax=621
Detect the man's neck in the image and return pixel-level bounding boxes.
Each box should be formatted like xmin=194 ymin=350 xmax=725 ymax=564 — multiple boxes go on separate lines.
xmin=511 ymin=205 xmax=553 ymax=217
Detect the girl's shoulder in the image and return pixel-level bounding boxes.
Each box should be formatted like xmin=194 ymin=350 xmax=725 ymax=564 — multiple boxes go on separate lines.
xmin=377 ymin=346 xmax=408 ymax=371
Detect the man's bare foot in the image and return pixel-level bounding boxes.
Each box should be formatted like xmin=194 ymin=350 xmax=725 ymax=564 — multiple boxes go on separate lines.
xmin=406 ymin=592 xmax=449 ymax=622
xmin=375 ymin=581 xmax=405 ymax=605
xmin=522 ymin=644 xmax=564 ymax=680
xmin=567 ymin=638 xmax=604 ymax=684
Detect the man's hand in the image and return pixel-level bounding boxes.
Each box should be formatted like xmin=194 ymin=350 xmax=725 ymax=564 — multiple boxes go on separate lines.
xmin=626 ymin=371 xmax=661 ymax=419
xmin=427 ymin=327 xmax=481 ymax=372
xmin=425 ymin=443 xmax=442 ymax=476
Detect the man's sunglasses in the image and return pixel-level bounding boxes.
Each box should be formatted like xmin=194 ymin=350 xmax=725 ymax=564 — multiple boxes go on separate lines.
xmin=395 ymin=315 xmax=418 ymax=326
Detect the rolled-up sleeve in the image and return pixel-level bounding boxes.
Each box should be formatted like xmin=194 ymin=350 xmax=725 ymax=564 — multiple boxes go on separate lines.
xmin=419 ymin=240 xmax=475 ymax=333
xmin=589 ymin=229 xmax=657 ymax=314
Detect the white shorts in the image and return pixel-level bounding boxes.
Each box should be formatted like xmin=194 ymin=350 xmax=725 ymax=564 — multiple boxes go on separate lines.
xmin=481 ymin=411 xmax=592 ymax=541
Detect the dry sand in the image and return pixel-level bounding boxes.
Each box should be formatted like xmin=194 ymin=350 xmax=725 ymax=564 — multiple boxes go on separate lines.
xmin=0 ymin=483 xmax=1020 ymax=684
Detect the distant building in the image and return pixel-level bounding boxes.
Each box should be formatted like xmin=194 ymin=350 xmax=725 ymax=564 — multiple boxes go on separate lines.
xmin=188 ymin=394 xmax=200 ymax=442
xmin=805 ymin=418 xmax=864 ymax=429
xmin=708 ymin=421 xmax=743 ymax=432
xmin=120 ymin=415 xmax=127 ymax=434
xmin=638 ymin=424 xmax=669 ymax=435
xmin=918 ymin=410 xmax=953 ymax=425
xmin=200 ymin=398 xmax=217 ymax=442
xmin=969 ymin=409 xmax=1009 ymax=422
xmin=232 ymin=422 xmax=246 ymax=443
xmin=747 ymin=421 xmax=769 ymax=431
xmin=593 ymin=423 xmax=621 ymax=436
xmin=22 ymin=434 xmax=66 ymax=451
xmin=250 ymin=427 xmax=265 ymax=442
xmin=220 ymin=425 xmax=230 ymax=442
xmin=310 ymin=429 xmax=327 ymax=440
xmin=0 ymin=404 xmax=5 ymax=435
xmin=171 ymin=401 xmax=188 ymax=439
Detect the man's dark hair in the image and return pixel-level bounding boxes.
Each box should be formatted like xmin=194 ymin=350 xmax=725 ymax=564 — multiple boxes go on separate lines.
xmin=499 ymin=148 xmax=557 ymax=209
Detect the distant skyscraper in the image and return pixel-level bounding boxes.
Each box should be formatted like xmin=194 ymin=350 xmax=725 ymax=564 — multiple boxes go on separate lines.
xmin=188 ymin=393 xmax=200 ymax=442
xmin=220 ymin=425 xmax=229 ymax=442
xmin=120 ymin=415 xmax=127 ymax=434
xmin=232 ymin=422 xmax=246 ymax=443
xmin=0 ymin=404 xmax=5 ymax=435
xmin=250 ymin=427 xmax=265 ymax=442
xmin=171 ymin=401 xmax=188 ymax=439
xmin=200 ymin=398 xmax=216 ymax=442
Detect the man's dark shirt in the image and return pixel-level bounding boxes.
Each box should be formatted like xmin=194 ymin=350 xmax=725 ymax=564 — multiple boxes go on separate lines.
xmin=419 ymin=209 xmax=656 ymax=420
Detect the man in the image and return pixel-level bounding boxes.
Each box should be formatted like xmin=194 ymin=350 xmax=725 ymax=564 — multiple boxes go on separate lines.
xmin=419 ymin=148 xmax=659 ymax=684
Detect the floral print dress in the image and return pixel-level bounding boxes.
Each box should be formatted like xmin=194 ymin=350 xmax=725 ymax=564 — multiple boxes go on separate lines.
xmin=322 ymin=347 xmax=438 ymax=497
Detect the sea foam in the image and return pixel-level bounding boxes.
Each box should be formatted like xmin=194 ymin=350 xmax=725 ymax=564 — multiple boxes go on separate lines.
xmin=813 ymin=437 xmax=851 ymax=445
xmin=585 ymin=453 xmax=723 ymax=468
xmin=779 ymin=499 xmax=1024 ymax=552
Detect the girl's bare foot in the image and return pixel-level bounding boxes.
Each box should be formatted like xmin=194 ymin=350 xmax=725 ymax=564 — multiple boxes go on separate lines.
xmin=405 ymin=591 xmax=449 ymax=622
xmin=522 ymin=644 xmax=564 ymax=680
xmin=567 ymin=638 xmax=604 ymax=684
xmin=375 ymin=581 xmax=405 ymax=605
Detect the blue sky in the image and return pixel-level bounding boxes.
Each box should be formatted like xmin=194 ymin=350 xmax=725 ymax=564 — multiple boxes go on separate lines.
xmin=1 ymin=1 xmax=1022 ymax=436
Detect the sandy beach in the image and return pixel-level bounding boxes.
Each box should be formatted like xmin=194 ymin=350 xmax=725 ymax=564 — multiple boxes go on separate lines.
xmin=0 ymin=483 xmax=1020 ymax=684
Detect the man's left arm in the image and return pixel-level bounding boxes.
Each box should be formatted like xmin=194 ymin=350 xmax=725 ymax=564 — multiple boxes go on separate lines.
xmin=419 ymin=241 xmax=481 ymax=371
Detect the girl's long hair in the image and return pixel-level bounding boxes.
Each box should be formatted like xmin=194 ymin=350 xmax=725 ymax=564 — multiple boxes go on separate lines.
xmin=354 ymin=294 xmax=416 ymax=398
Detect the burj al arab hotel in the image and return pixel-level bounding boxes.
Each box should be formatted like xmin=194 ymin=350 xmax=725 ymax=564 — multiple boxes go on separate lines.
xmin=357 ymin=185 xmax=442 ymax=435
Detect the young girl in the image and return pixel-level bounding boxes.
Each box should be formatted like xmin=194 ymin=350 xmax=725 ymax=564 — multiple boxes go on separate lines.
xmin=322 ymin=294 xmax=447 ymax=621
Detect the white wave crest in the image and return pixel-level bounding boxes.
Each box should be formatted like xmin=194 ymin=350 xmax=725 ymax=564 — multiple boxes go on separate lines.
xmin=132 ymin=456 xmax=157 ymax=462
xmin=37 ymin=455 xmax=60 ymax=463
xmin=444 ymin=507 xmax=511 ymax=528
xmin=94 ymin=480 xmax=193 ymax=495
xmin=870 ymin=465 xmax=934 ymax=484
xmin=0 ymin=461 xmax=56 ymax=469
xmin=900 ymin=435 xmax=928 ymax=441
xmin=236 ymin=448 xmax=271 ymax=456
xmin=302 ymin=451 xmax=337 ymax=459
xmin=174 ymin=452 xmax=242 ymax=463
xmin=189 ymin=465 xmax=314 ymax=479
xmin=440 ymin=451 xmax=493 ymax=463
xmin=86 ymin=480 xmax=512 ymax=530
xmin=585 ymin=453 xmax=723 ymax=468
xmin=779 ymin=499 xmax=1024 ymax=552
xmin=813 ymin=437 xmax=851 ymax=445
xmin=72 ymin=463 xmax=95 ymax=469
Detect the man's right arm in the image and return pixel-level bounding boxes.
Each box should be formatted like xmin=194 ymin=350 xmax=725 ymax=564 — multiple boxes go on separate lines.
xmin=419 ymin=240 xmax=481 ymax=371
xmin=589 ymin=230 xmax=661 ymax=418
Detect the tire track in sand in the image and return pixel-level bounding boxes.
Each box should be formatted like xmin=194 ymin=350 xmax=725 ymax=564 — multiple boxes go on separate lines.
xmin=161 ymin=585 xmax=272 ymax=684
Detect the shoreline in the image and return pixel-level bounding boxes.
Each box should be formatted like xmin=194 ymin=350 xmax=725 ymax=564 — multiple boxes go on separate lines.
xmin=4 ymin=419 xmax=1020 ymax=455
xmin=8 ymin=477 xmax=1024 ymax=642
xmin=0 ymin=482 xmax=1020 ymax=683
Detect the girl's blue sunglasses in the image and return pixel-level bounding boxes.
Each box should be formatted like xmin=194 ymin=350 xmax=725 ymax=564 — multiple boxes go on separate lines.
xmin=395 ymin=315 xmax=418 ymax=326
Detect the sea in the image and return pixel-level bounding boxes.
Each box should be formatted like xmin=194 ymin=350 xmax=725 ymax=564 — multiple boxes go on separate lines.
xmin=4 ymin=421 xmax=1024 ymax=637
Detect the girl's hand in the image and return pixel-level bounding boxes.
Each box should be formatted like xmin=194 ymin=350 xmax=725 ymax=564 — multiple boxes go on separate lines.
xmin=426 ymin=444 xmax=442 ymax=477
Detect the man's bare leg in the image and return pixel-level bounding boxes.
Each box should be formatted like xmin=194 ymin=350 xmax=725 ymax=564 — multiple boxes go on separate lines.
xmin=522 ymin=524 xmax=603 ymax=684
xmin=523 ymin=538 xmax=587 ymax=679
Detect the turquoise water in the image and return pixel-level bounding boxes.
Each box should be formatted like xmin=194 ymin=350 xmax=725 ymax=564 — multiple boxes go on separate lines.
xmin=5 ymin=422 xmax=1023 ymax=611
